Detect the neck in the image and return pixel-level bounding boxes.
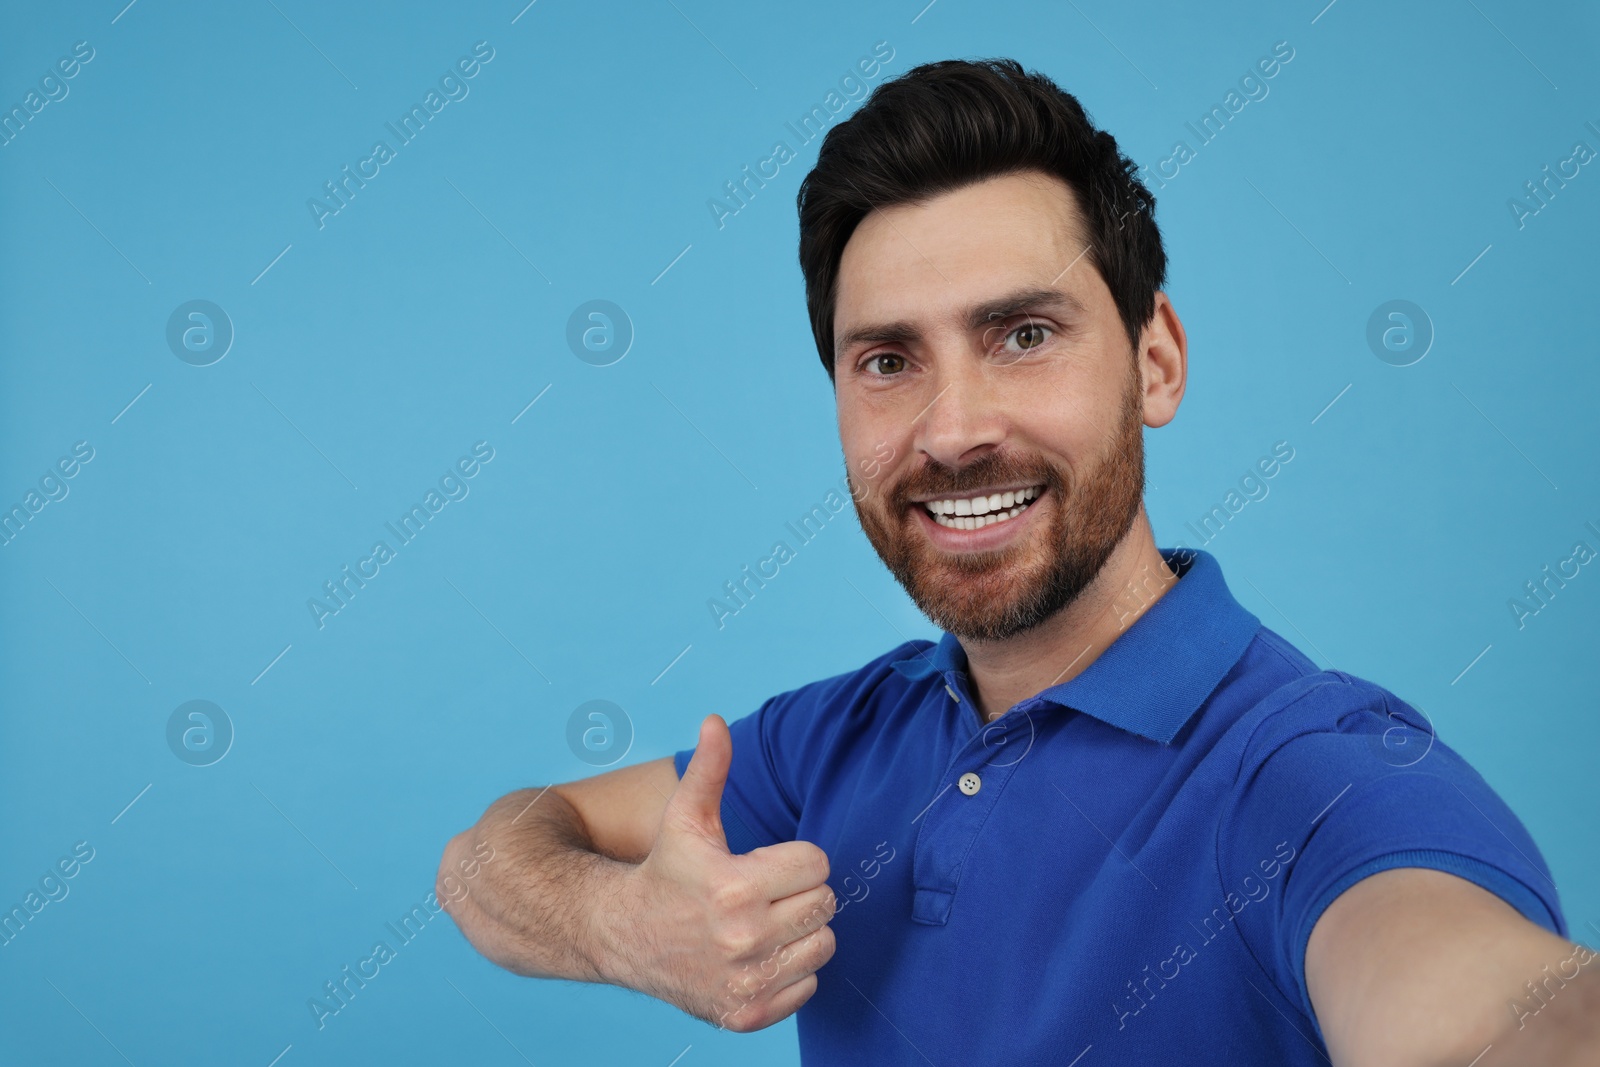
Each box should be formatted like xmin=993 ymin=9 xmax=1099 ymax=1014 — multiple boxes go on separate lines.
xmin=960 ymin=508 xmax=1178 ymax=723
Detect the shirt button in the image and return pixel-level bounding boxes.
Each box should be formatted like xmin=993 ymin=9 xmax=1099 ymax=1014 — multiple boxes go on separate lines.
xmin=958 ymin=771 xmax=982 ymax=796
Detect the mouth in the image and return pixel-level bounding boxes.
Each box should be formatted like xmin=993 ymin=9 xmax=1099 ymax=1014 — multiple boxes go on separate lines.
xmin=914 ymin=485 xmax=1045 ymax=531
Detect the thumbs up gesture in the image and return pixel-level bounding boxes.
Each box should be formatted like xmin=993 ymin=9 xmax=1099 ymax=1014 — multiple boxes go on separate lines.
xmin=606 ymin=714 xmax=838 ymax=1032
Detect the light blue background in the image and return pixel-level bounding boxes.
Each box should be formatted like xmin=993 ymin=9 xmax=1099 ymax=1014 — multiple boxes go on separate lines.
xmin=2 ymin=0 xmax=1596 ymax=1063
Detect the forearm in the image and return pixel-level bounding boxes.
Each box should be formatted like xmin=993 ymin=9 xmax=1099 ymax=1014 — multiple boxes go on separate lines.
xmin=439 ymin=787 xmax=635 ymax=984
xmin=1475 ymin=965 xmax=1600 ymax=1067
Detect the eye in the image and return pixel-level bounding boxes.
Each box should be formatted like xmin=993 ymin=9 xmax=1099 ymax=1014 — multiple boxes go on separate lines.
xmin=861 ymin=352 xmax=907 ymax=376
xmin=1002 ymin=320 xmax=1052 ymax=353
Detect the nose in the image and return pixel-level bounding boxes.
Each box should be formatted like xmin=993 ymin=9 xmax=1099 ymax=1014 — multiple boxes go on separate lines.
xmin=913 ymin=352 xmax=1006 ymax=469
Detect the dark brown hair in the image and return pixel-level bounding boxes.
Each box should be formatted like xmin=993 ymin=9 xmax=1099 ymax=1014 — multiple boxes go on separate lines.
xmin=796 ymin=58 xmax=1166 ymax=381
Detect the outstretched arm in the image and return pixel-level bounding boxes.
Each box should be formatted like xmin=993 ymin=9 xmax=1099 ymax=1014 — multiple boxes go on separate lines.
xmin=438 ymin=779 xmax=644 ymax=982
xmin=437 ymin=714 xmax=839 ymax=1032
xmin=1308 ymin=867 xmax=1600 ymax=1066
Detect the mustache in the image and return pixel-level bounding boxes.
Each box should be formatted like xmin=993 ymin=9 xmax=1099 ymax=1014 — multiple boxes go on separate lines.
xmin=890 ymin=453 xmax=1063 ymax=505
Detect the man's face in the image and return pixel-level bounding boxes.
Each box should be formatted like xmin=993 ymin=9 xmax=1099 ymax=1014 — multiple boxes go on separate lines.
xmin=833 ymin=169 xmax=1148 ymax=642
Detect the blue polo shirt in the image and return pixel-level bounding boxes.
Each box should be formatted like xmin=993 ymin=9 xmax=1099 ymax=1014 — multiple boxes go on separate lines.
xmin=673 ymin=547 xmax=1566 ymax=1065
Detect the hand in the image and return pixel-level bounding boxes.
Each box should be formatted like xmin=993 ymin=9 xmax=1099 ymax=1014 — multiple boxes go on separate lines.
xmin=602 ymin=714 xmax=837 ymax=1032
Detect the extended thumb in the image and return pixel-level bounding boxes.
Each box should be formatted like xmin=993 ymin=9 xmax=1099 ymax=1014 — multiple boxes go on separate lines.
xmin=669 ymin=714 xmax=732 ymax=844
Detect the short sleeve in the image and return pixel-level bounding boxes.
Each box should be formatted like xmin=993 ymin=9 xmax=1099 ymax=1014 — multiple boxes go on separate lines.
xmin=1219 ymin=676 xmax=1567 ymax=1031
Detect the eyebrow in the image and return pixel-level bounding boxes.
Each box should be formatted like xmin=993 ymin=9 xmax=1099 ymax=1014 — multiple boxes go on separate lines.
xmin=834 ymin=286 xmax=1089 ymax=356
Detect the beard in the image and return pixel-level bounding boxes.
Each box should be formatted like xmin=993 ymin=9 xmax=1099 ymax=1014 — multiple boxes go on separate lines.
xmin=848 ymin=367 xmax=1145 ymax=642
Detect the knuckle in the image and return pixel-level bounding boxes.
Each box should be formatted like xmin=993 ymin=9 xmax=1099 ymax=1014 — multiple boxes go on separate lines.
xmin=718 ymin=993 xmax=772 ymax=1033
xmin=798 ymin=894 xmax=834 ymax=937
xmin=791 ymin=972 xmax=820 ymax=1008
xmin=715 ymin=922 xmax=760 ymax=961
xmin=819 ymin=885 xmax=838 ymax=918
xmin=806 ymin=843 xmax=831 ymax=881
xmin=783 ymin=843 xmax=828 ymax=886
xmin=708 ymin=876 xmax=752 ymax=913
xmin=723 ymin=1006 xmax=764 ymax=1034
xmin=814 ymin=924 xmax=837 ymax=963
xmin=790 ymin=925 xmax=833 ymax=973
xmin=785 ymin=914 xmax=814 ymax=945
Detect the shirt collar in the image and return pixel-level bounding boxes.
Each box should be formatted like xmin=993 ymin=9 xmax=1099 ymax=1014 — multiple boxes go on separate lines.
xmin=889 ymin=547 xmax=1261 ymax=744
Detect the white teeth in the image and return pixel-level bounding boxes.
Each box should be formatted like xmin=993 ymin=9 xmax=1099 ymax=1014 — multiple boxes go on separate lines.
xmin=923 ymin=485 xmax=1042 ymax=522
xmin=930 ymin=498 xmax=1035 ymax=530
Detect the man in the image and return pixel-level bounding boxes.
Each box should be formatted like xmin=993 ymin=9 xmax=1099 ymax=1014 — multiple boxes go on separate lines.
xmin=440 ymin=59 xmax=1599 ymax=1064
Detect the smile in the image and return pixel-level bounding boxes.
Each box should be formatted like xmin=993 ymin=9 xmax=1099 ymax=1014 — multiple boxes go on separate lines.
xmin=919 ymin=485 xmax=1043 ymax=531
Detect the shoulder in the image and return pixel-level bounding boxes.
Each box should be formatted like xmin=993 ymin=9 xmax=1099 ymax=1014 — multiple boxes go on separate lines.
xmin=757 ymin=637 xmax=938 ymax=727
xmin=1217 ymin=629 xmax=1434 ymax=776
xmin=675 ymin=639 xmax=937 ymax=838
xmin=725 ymin=638 xmax=939 ymax=820
xmin=1212 ymin=647 xmax=1560 ymax=931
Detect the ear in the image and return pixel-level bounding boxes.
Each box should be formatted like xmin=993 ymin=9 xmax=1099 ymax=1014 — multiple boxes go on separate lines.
xmin=1138 ymin=291 xmax=1187 ymax=429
